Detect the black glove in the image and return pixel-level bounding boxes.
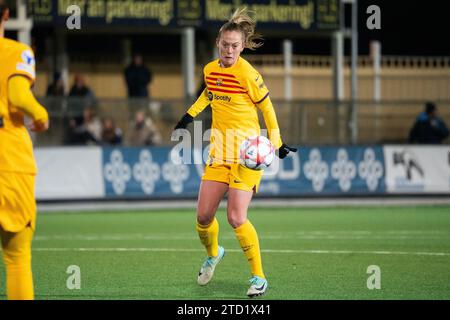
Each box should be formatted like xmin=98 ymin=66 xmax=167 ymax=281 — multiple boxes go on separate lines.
xmin=276 ymin=144 xmax=298 ymax=159
xmin=174 ymin=113 xmax=194 ymax=130
xmin=172 ymin=113 xmax=194 ymax=140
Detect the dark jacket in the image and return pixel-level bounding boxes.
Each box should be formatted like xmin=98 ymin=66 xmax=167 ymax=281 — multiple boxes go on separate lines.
xmin=124 ymin=64 xmax=152 ymax=98
xmin=408 ymin=112 xmax=449 ymax=144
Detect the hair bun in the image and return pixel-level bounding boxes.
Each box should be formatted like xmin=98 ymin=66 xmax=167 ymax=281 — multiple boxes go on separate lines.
xmin=219 ymin=7 xmax=263 ymax=50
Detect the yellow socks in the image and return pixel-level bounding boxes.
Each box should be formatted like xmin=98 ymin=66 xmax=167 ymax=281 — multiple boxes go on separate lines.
xmin=197 ymin=218 xmax=265 ymax=279
xmin=1 ymin=226 xmax=34 ymax=300
xmin=196 ymin=218 xmax=219 ymax=257
xmin=234 ymin=220 xmax=265 ymax=279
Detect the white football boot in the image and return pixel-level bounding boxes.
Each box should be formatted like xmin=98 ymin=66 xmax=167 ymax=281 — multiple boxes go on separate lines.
xmin=197 ymin=246 xmax=225 ymax=286
xmin=247 ymin=276 xmax=268 ymax=298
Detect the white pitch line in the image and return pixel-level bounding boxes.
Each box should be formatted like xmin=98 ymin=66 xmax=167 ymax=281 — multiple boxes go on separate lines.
xmin=31 ymin=247 xmax=450 ymax=257
xmin=32 ymin=230 xmax=450 ymax=241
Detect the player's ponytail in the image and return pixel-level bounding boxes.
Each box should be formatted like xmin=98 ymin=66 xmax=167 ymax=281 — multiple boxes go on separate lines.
xmin=218 ymin=7 xmax=263 ymax=50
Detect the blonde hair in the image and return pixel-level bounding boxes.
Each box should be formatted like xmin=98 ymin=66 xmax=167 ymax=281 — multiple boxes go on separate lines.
xmin=218 ymin=7 xmax=263 ymax=50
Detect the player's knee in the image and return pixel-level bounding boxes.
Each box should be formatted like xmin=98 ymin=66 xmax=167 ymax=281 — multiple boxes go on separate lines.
xmin=197 ymin=203 xmax=219 ymax=225
xmin=227 ymin=211 xmax=246 ymax=228
xmin=196 ymin=214 xmax=215 ymax=226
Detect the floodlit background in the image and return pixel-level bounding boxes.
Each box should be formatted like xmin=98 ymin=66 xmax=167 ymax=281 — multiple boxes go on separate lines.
xmin=1 ymin=0 xmax=449 ymax=299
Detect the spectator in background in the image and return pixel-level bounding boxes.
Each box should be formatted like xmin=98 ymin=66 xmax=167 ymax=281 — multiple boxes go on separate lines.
xmin=409 ymin=102 xmax=449 ymax=144
xmin=125 ymin=110 xmax=162 ymax=146
xmin=46 ymin=72 xmax=65 ymax=97
xmin=64 ymin=115 xmax=99 ymax=146
xmin=68 ymin=73 xmax=97 ymax=114
xmin=46 ymin=72 xmax=66 ymax=127
xmin=82 ymin=106 xmax=102 ymax=142
xmin=69 ymin=73 xmax=94 ymax=97
xmin=101 ymin=117 xmax=123 ymax=145
xmin=124 ymin=53 xmax=153 ymax=98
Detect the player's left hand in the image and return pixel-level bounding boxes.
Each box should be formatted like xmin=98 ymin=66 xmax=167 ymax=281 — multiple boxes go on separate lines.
xmin=276 ymin=144 xmax=297 ymax=159
xmin=29 ymin=119 xmax=49 ymax=132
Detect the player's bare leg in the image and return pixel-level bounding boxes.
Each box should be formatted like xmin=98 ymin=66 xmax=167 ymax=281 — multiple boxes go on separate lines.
xmin=197 ymin=180 xmax=228 ymax=226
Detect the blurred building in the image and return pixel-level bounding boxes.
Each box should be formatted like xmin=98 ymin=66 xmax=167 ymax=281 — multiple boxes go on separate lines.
xmin=5 ymin=0 xmax=449 ymax=146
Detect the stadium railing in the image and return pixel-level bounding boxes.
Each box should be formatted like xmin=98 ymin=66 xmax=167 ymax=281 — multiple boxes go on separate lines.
xmin=34 ymin=97 xmax=450 ymax=147
xmin=34 ymin=55 xmax=450 ymax=101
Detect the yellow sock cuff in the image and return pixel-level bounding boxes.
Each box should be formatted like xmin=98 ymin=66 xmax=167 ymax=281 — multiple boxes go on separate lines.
xmin=196 ymin=217 xmax=218 ymax=231
xmin=234 ymin=219 xmax=252 ymax=234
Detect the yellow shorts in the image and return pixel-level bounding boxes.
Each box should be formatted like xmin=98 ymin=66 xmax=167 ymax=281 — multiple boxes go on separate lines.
xmin=202 ymin=162 xmax=263 ymax=193
xmin=0 ymin=172 xmax=36 ymax=232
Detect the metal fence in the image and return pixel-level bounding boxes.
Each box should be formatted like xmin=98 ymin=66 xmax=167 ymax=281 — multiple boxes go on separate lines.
xmin=34 ymin=97 xmax=450 ymax=147
xmin=34 ymin=54 xmax=450 ymax=101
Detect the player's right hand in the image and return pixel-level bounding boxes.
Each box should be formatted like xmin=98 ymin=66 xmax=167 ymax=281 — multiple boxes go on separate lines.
xmin=29 ymin=119 xmax=49 ymax=132
xmin=172 ymin=113 xmax=194 ymax=141
xmin=174 ymin=113 xmax=194 ymax=130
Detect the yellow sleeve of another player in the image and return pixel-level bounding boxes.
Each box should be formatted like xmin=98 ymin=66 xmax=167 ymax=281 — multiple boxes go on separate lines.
xmin=8 ymin=76 xmax=48 ymax=122
xmin=187 ymin=87 xmax=210 ymax=118
xmin=257 ymin=95 xmax=283 ymax=149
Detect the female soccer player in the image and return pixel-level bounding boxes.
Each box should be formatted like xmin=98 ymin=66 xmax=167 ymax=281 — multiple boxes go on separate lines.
xmin=0 ymin=0 xmax=49 ymax=299
xmin=173 ymin=8 xmax=297 ymax=297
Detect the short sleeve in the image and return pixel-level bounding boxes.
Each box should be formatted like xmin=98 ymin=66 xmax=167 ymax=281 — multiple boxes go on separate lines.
xmin=11 ymin=45 xmax=36 ymax=83
xmin=242 ymin=68 xmax=269 ymax=104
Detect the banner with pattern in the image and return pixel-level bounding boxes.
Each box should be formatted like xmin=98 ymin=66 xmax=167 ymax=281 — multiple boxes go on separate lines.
xmin=259 ymin=146 xmax=385 ymax=196
xmin=34 ymin=145 xmax=386 ymax=200
xmin=101 ymin=146 xmax=386 ymax=198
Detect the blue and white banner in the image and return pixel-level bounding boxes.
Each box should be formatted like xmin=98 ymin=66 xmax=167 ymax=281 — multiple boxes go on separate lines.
xmin=35 ymin=145 xmax=450 ymax=200
xmin=102 ymin=147 xmax=202 ymax=198
xmin=259 ymin=146 xmax=385 ymax=196
xmin=102 ymin=146 xmax=385 ymax=198
xmin=35 ymin=145 xmax=390 ymax=200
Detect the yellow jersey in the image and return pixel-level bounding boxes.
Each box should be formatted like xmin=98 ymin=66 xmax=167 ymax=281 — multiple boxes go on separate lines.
xmin=187 ymin=57 xmax=283 ymax=163
xmin=0 ymin=37 xmax=38 ymax=174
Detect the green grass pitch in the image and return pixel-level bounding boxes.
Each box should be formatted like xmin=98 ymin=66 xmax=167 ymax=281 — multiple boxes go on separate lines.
xmin=1 ymin=206 xmax=450 ymax=300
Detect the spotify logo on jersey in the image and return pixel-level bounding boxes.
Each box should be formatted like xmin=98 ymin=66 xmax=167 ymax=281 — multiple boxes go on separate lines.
xmin=213 ymin=94 xmax=231 ymax=102
xmin=207 ymin=91 xmax=231 ymax=102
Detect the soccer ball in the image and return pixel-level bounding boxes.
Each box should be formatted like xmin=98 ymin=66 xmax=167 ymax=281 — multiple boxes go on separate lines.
xmin=239 ymin=136 xmax=275 ymax=170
